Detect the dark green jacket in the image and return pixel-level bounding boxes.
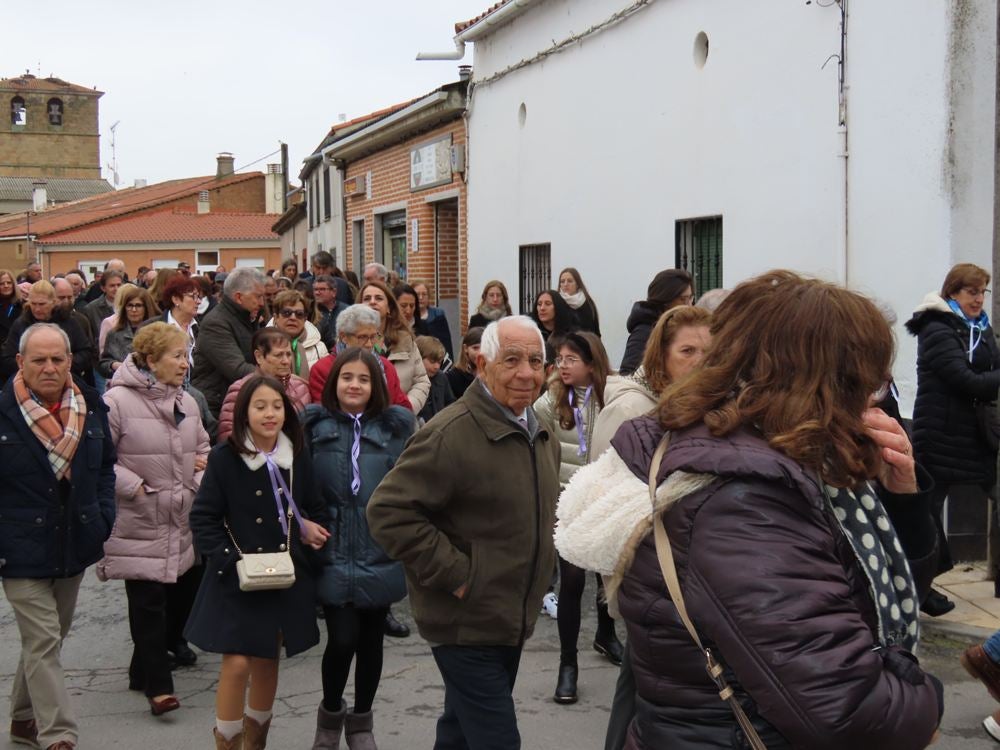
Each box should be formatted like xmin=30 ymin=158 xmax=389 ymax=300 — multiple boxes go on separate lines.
xmin=191 ymin=295 xmax=258 ymax=415
xmin=367 ymin=380 xmax=560 ymax=646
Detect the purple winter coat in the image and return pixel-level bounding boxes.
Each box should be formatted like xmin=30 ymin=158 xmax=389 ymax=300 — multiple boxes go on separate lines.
xmin=97 ymin=355 xmax=210 ymax=583
xmin=613 ymin=417 xmax=942 ymax=750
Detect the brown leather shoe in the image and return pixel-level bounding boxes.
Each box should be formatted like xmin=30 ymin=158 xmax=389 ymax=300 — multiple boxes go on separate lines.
xmin=213 ymin=728 xmax=243 ymax=749
xmin=962 ymin=644 xmax=1000 ymax=702
xmin=243 ymin=715 xmax=271 ymax=750
xmin=9 ymin=718 xmax=39 ymax=748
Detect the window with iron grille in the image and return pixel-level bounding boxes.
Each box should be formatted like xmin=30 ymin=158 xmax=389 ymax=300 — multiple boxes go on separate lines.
xmin=675 ymin=216 xmax=723 ymax=297
xmin=518 ymin=243 xmax=551 ymax=314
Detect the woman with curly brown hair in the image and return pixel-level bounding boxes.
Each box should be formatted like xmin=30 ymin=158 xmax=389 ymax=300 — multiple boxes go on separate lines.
xmin=557 ymin=271 xmax=942 ymax=750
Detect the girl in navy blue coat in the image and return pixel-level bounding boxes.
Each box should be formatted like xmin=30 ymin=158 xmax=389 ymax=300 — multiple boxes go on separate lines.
xmin=301 ymin=346 xmax=416 ymax=749
xmin=185 ymin=374 xmax=330 ymax=749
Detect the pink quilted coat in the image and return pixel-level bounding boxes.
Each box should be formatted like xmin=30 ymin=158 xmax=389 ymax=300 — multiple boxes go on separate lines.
xmin=97 ymin=355 xmax=210 ymax=583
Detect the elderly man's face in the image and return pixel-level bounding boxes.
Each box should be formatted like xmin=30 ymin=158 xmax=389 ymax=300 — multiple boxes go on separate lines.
xmin=477 ymin=324 xmax=545 ymax=414
xmin=53 ymin=281 xmax=74 ymax=311
xmin=17 ymin=328 xmax=71 ymax=405
xmin=66 ymin=274 xmax=84 ymax=297
xmin=103 ymin=276 xmax=122 ymax=302
xmin=313 ymin=282 xmax=336 ymax=308
xmin=234 ymin=283 xmax=264 ymax=316
xmin=24 ymin=264 xmax=41 ymax=282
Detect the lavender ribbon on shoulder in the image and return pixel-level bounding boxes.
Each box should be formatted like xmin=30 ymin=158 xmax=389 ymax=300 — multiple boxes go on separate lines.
xmin=567 ymin=385 xmax=592 ymax=457
xmin=262 ymin=447 xmax=306 ymax=537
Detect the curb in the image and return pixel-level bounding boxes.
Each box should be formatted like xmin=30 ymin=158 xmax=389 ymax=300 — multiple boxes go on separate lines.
xmin=920 ymin=617 xmax=995 ymax=643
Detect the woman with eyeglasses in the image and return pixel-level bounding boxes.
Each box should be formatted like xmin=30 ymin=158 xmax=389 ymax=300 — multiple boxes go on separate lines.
xmin=99 ymin=287 xmax=159 ymax=379
xmin=534 ymin=331 xmax=622 ymax=704
xmin=217 ymin=328 xmax=312 ymax=443
xmin=267 ymin=289 xmax=328 ymax=380
xmin=906 ymin=262 xmax=1000 ymax=616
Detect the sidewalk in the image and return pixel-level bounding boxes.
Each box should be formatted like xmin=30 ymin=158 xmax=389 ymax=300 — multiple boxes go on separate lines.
xmin=922 ymin=561 xmax=1000 ymax=638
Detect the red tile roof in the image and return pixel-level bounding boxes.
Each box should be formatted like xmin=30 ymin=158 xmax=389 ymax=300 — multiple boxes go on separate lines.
xmin=455 ymin=0 xmax=513 ymax=33
xmin=0 ymin=171 xmax=263 ymax=240
xmin=38 ymin=209 xmax=280 ymax=246
xmin=0 ymin=73 xmax=102 ymax=96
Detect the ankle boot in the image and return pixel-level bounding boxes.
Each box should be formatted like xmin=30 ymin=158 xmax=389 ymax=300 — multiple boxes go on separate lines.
xmin=243 ymin=714 xmax=271 ymax=750
xmin=554 ymin=660 xmax=578 ymax=704
xmin=345 ymin=709 xmax=377 ymax=750
xmin=312 ymin=700 xmax=346 ymax=749
xmin=214 ymin=728 xmax=244 ymax=750
xmin=593 ymin=601 xmax=624 ymax=666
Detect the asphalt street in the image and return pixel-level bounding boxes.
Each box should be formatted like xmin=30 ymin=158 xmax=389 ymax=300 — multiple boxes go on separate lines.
xmin=0 ymin=572 xmax=997 ymax=749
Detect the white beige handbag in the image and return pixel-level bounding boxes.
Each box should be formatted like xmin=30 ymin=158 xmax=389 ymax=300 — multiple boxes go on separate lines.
xmin=225 ymin=508 xmax=296 ymax=592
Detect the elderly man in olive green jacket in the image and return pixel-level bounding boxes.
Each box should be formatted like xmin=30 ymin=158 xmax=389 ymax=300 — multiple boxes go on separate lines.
xmin=368 ymin=315 xmax=559 ymax=750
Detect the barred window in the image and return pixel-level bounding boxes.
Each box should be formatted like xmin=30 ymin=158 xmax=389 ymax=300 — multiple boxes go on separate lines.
xmin=676 ymin=216 xmax=723 ymax=298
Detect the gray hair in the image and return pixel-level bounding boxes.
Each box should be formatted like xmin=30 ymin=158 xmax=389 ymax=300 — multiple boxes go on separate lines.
xmin=364 ymin=262 xmax=388 ymax=282
xmin=480 ymin=315 xmax=545 ymax=362
xmin=336 ymin=304 xmax=381 ymax=338
xmin=19 ymin=323 xmax=71 ymax=357
xmin=223 ymin=267 xmax=266 ymax=298
xmin=695 ymin=288 xmax=730 ymax=313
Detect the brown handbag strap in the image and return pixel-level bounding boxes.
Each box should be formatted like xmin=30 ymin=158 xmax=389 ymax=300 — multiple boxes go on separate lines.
xmin=648 ymin=433 xmax=768 ymax=750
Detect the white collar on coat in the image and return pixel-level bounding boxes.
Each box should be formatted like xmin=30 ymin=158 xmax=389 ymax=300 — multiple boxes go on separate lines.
xmin=239 ymin=431 xmax=294 ymax=471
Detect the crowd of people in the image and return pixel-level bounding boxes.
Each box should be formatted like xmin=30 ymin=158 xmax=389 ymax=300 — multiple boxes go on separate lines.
xmin=1 ymin=254 xmax=1000 ymax=750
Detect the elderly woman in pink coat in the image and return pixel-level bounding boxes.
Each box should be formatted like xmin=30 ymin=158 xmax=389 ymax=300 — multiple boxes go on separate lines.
xmin=98 ymin=322 xmax=210 ymax=717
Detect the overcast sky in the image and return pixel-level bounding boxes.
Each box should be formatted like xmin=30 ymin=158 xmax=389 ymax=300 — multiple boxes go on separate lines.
xmin=6 ymin=0 xmax=489 ymax=190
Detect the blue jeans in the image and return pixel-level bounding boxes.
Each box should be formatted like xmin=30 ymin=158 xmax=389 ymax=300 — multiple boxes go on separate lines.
xmin=431 ymin=644 xmax=522 ymax=750
xmin=984 ymin=629 xmax=1000 ymax=663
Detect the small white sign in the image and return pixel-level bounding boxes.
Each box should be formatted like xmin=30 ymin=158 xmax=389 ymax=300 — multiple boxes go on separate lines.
xmin=411 ymin=219 xmax=419 ymax=253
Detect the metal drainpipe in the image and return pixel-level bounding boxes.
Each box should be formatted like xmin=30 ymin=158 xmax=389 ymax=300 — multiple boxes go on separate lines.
xmin=839 ymin=0 xmax=850 ymax=286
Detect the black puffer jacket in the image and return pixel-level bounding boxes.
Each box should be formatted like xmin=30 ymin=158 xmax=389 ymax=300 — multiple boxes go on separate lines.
xmin=619 ymin=301 xmax=665 ymax=375
xmin=905 ymin=292 xmax=1000 ymax=485
xmin=612 ymin=418 xmax=942 ymax=750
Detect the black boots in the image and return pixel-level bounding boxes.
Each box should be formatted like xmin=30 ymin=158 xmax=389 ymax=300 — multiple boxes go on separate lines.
xmin=593 ymin=601 xmax=624 ymax=666
xmin=554 ymin=660 xmax=578 ymax=704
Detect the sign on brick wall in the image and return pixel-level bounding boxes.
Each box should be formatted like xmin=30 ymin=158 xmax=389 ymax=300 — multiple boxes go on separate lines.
xmin=410 ymin=135 xmax=452 ymax=192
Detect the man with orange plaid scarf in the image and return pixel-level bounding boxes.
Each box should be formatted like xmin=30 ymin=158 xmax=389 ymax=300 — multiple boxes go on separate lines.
xmin=0 ymin=323 xmax=116 ymax=750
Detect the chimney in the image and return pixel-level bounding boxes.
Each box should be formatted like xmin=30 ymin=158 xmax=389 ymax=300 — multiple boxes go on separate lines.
xmin=197 ymin=190 xmax=210 ymax=214
xmin=459 ymin=65 xmax=472 ymax=81
xmin=32 ymin=181 xmax=48 ymax=212
xmin=134 ymin=178 xmax=147 ymax=188
xmin=265 ymin=163 xmax=283 ymax=214
xmin=216 ymin=152 xmax=235 ymax=179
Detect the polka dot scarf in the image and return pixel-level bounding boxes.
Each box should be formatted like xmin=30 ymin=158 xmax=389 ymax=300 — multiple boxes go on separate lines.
xmin=824 ymin=484 xmax=920 ymax=651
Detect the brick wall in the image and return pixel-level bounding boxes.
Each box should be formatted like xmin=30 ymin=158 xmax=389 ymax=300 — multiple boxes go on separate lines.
xmin=342 ymin=118 xmax=469 ymax=330
xmin=0 ymin=90 xmax=101 ymax=178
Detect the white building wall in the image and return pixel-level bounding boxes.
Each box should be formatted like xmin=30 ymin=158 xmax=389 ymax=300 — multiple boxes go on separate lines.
xmin=465 ymin=0 xmax=998 ymax=414
xmin=468 ymin=0 xmax=842 ymax=365
xmin=305 ymin=163 xmax=346 ymax=269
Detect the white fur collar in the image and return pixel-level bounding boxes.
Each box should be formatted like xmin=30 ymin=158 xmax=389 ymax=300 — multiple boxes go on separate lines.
xmin=555 ymin=449 xmax=715 ymax=616
xmin=239 ymin=431 xmax=294 ymax=471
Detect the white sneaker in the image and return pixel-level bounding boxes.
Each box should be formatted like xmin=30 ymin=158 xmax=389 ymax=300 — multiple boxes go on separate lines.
xmin=541 ymin=591 xmax=558 ymax=619
xmin=984 ymin=709 xmax=1000 ymax=742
